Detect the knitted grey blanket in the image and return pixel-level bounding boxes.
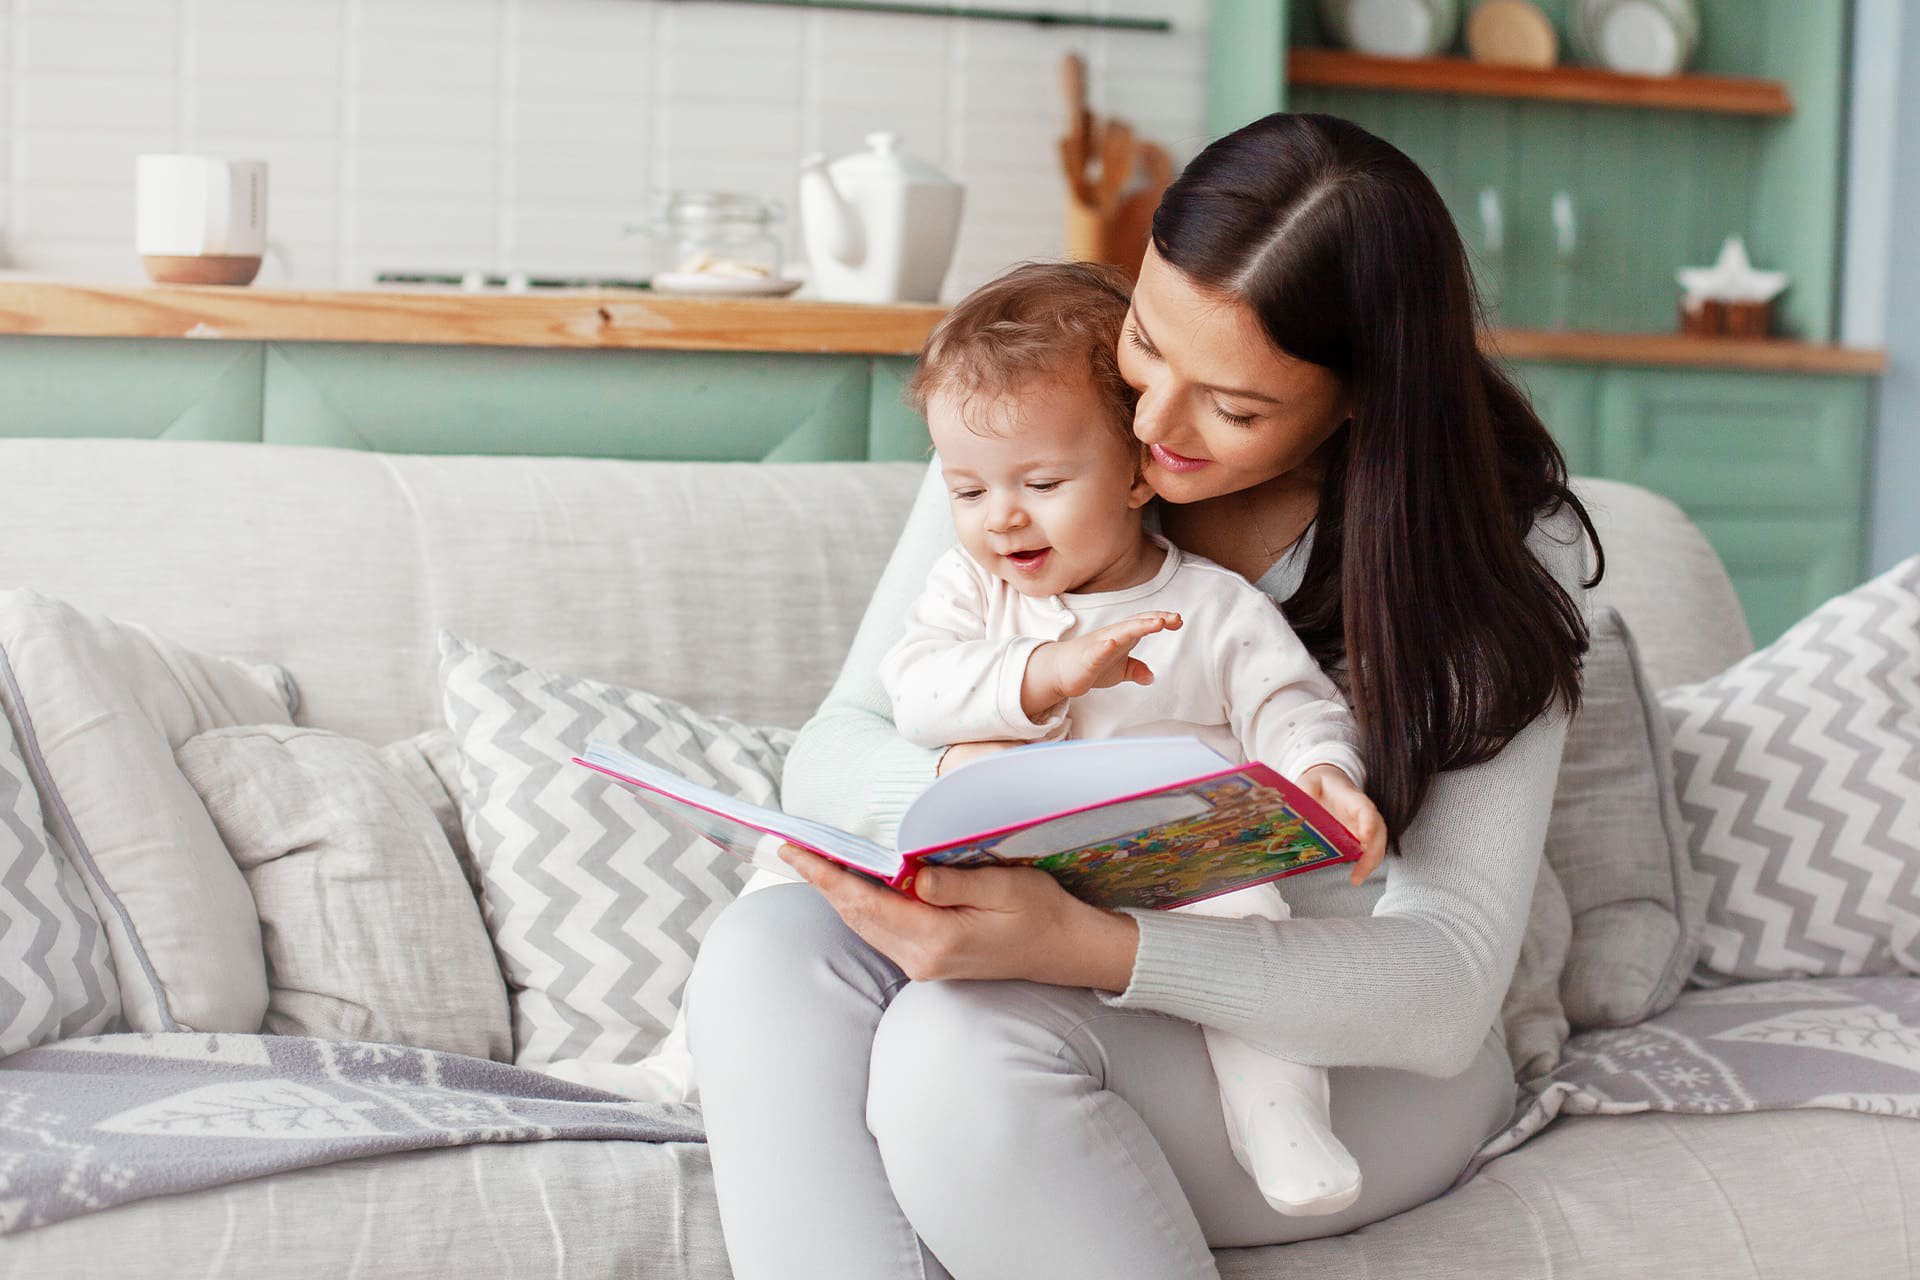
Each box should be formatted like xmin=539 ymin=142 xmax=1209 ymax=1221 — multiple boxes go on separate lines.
xmin=0 ymin=1033 xmax=705 ymax=1234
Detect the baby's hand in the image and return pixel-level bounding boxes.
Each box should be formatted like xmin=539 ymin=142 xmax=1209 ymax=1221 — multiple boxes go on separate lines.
xmin=1298 ymin=763 xmax=1388 ymax=886
xmin=1021 ymin=611 xmax=1182 ymax=720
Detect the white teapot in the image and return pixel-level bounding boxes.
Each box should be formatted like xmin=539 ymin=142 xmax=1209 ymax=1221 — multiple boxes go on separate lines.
xmin=799 ymin=132 xmax=964 ymax=304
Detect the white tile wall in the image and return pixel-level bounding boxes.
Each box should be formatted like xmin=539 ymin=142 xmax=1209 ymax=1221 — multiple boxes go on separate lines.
xmin=0 ymin=0 xmax=1210 ymax=299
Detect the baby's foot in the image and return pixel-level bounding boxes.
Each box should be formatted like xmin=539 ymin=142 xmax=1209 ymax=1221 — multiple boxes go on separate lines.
xmin=1213 ymin=1056 xmax=1362 ymax=1216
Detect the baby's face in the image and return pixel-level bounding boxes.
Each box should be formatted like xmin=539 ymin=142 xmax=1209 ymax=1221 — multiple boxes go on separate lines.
xmin=927 ymin=367 xmax=1153 ymax=598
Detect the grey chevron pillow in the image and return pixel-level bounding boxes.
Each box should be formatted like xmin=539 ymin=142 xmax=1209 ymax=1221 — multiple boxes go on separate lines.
xmin=1663 ymin=555 xmax=1920 ymax=984
xmin=437 ymin=632 xmax=791 ymax=1080
xmin=0 ymin=692 xmax=119 ymax=1055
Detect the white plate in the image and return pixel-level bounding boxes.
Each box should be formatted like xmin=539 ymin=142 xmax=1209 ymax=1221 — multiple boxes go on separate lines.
xmin=1571 ymin=0 xmax=1698 ymax=76
xmin=1318 ymin=0 xmax=1461 ymax=58
xmin=650 ymin=272 xmax=802 ymax=297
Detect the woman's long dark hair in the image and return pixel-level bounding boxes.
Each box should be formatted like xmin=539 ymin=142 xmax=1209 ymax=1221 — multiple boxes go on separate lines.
xmin=1152 ymin=112 xmax=1602 ymax=839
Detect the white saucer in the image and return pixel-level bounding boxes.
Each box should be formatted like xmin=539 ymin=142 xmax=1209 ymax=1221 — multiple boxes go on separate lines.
xmin=650 ymin=272 xmax=803 ymax=298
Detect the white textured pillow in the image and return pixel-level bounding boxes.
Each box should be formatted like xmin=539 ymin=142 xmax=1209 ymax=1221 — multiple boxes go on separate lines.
xmin=0 ymin=590 xmax=296 ymax=1032
xmin=437 ymin=632 xmax=790 ymax=1088
xmin=177 ymin=725 xmax=512 ymax=1060
xmin=1664 ymin=555 xmax=1920 ymax=983
xmin=0 ymin=696 xmax=119 ymax=1055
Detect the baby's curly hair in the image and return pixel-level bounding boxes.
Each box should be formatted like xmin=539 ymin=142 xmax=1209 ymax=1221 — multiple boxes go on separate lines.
xmin=906 ymin=260 xmax=1139 ymax=448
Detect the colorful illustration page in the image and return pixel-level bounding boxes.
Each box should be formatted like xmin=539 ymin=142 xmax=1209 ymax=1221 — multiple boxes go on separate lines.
xmin=915 ymin=766 xmax=1350 ymax=911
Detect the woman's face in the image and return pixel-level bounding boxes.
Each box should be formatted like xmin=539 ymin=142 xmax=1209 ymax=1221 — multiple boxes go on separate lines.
xmin=1117 ymin=245 xmax=1349 ymax=504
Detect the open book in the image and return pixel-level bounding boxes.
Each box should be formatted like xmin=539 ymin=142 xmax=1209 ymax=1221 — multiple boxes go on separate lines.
xmin=575 ymin=735 xmax=1363 ymax=912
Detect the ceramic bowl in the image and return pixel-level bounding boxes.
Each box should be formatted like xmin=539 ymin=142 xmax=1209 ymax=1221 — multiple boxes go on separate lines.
xmin=1317 ymin=0 xmax=1463 ymax=58
xmin=1570 ymin=0 xmax=1701 ymax=76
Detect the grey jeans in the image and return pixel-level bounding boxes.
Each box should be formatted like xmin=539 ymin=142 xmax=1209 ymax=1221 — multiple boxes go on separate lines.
xmin=683 ymin=882 xmax=1514 ymax=1280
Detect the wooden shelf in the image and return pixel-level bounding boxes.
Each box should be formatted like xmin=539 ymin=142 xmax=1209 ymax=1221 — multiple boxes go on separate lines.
xmin=1288 ymin=48 xmax=1794 ymax=117
xmin=1486 ymin=329 xmax=1884 ymax=375
xmin=0 ymin=280 xmax=947 ymax=355
xmin=0 ymin=281 xmax=1885 ymax=373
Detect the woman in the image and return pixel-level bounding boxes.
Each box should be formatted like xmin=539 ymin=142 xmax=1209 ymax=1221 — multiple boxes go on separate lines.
xmin=684 ymin=113 xmax=1601 ymax=1279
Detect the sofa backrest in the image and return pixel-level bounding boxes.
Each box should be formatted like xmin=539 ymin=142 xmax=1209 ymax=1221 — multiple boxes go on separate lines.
xmin=0 ymin=441 xmax=1750 ymax=745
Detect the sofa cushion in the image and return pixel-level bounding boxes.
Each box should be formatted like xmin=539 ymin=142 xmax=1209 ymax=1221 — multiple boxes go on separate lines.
xmin=437 ymin=632 xmax=789 ymax=1090
xmin=1666 ymin=554 xmax=1920 ymax=983
xmin=1499 ymin=858 xmax=1573 ymax=1082
xmin=176 ymin=725 xmax=512 ymax=1060
xmin=1546 ymin=607 xmax=1702 ymax=1028
xmin=0 ymin=694 xmax=118 ymax=1055
xmin=0 ymin=590 xmax=296 ymax=1033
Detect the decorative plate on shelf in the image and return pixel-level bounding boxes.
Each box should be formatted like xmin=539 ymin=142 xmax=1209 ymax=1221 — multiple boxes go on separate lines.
xmin=1570 ymin=0 xmax=1700 ymax=77
xmin=1316 ymin=0 xmax=1462 ymax=58
xmin=1466 ymin=0 xmax=1558 ymax=69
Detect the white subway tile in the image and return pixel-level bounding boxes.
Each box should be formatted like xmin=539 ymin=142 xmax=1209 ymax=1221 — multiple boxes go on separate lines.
xmin=190 ymin=27 xmax=343 ymax=82
xmin=516 ymin=0 xmax=654 ymax=45
xmin=195 ymin=0 xmax=344 ymax=31
xmin=190 ymin=81 xmax=339 ymax=139
xmin=354 ymin=143 xmax=496 ymax=198
xmin=512 ymin=146 xmax=650 ymax=205
xmin=354 ymin=34 xmax=500 ymax=92
xmin=18 ymin=76 xmax=179 ymax=132
xmin=10 ymin=239 xmax=147 ymax=282
xmin=17 ymin=14 xmax=176 ymax=77
xmin=659 ymin=45 xmax=801 ymax=106
xmin=513 ymin=97 xmax=651 ymax=147
xmin=352 ymin=88 xmax=497 ymax=144
xmin=513 ymin=40 xmax=652 ymax=102
xmin=19 ymin=0 xmax=171 ymax=20
xmin=356 ymin=0 xmax=501 ymax=35
xmin=15 ymin=187 xmax=136 ymax=241
xmin=16 ymin=134 xmax=174 ymax=187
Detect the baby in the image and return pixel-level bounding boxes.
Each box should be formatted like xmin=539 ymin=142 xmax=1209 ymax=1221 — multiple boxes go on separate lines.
xmin=877 ymin=260 xmax=1388 ymax=1217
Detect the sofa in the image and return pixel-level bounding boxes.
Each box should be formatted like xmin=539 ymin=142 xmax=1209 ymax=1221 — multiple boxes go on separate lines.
xmin=0 ymin=437 xmax=1915 ymax=1279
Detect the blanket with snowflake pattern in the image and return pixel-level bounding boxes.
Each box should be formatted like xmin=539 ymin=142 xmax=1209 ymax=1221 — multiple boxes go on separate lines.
xmin=1465 ymin=976 xmax=1920 ymax=1180
xmin=0 ymin=1033 xmax=704 ymax=1233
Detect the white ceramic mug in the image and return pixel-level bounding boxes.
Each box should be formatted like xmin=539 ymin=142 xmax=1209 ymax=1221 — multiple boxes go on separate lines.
xmin=136 ymin=155 xmax=269 ymax=285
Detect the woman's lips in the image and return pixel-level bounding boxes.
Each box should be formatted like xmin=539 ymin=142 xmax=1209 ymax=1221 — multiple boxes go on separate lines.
xmin=1149 ymin=443 xmax=1211 ymax=474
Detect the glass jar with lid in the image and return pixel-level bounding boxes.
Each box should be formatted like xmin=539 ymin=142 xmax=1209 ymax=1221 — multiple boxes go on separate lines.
xmin=632 ymin=191 xmax=785 ymax=282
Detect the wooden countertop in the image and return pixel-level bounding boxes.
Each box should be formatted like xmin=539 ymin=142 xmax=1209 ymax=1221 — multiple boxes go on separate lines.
xmin=0 ymin=279 xmax=1888 ymax=374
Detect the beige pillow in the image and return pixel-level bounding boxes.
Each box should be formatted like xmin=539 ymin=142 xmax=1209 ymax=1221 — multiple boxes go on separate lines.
xmin=1548 ymin=608 xmax=1703 ymax=1028
xmin=0 ymin=590 xmax=295 ymax=1033
xmin=177 ymin=724 xmax=511 ymax=1060
xmin=1499 ymin=858 xmax=1573 ymax=1084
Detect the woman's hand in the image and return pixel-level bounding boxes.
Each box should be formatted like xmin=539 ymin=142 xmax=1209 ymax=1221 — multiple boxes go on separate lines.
xmin=936 ymin=740 xmax=1019 ymax=776
xmin=777 ymin=845 xmax=1140 ymax=991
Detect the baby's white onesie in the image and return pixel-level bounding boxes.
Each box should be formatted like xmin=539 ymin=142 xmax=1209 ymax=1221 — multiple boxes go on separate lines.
xmin=878 ymin=536 xmax=1367 ymax=1216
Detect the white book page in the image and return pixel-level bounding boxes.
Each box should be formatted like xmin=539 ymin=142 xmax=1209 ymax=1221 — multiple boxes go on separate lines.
xmin=895 ymin=736 xmax=1233 ymax=853
xmin=582 ymin=741 xmax=899 ymax=877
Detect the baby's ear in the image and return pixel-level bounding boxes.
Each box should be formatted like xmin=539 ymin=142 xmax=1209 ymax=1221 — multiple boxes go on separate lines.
xmin=1128 ymin=466 xmax=1156 ymax=509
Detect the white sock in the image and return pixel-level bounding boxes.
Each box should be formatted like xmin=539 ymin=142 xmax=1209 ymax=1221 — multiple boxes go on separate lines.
xmin=1204 ymin=1029 xmax=1362 ymax=1217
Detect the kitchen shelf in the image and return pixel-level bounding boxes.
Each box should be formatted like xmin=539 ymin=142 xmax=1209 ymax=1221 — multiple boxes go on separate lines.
xmin=1287 ymin=48 xmax=1794 ymax=117
xmin=0 ymin=282 xmax=1887 ymax=372
xmin=1487 ymin=330 xmax=1883 ymax=375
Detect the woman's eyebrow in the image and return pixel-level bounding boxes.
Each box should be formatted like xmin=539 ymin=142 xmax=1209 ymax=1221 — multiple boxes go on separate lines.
xmin=1132 ymin=313 xmax=1283 ymax=404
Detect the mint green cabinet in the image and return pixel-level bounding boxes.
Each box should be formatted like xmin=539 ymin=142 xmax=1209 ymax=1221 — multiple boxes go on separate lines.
xmin=262 ymin=343 xmax=876 ymax=462
xmin=0 ymin=338 xmax=261 ymax=442
xmin=1592 ymin=369 xmax=1871 ymax=642
xmin=1509 ymin=362 xmax=1598 ymax=474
